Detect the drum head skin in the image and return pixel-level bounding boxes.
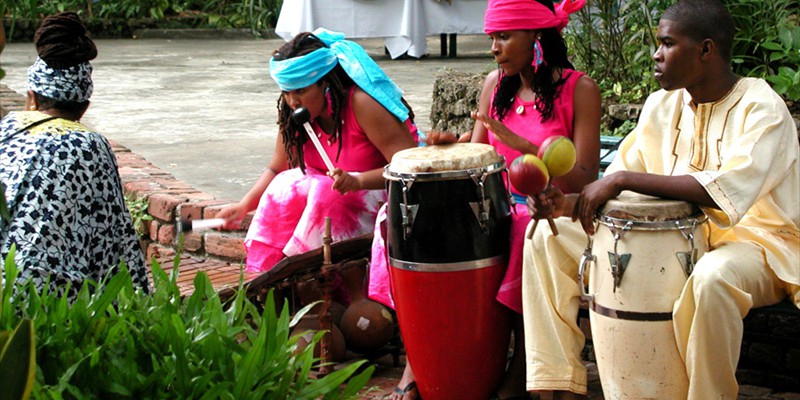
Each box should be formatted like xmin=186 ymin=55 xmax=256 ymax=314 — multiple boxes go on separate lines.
xmin=601 ymin=191 xmax=702 ymax=222
xmin=389 ymin=143 xmax=502 ymax=174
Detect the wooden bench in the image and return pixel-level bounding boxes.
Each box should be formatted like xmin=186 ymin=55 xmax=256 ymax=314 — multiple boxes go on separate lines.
xmin=599 ymin=134 xmax=623 ymax=176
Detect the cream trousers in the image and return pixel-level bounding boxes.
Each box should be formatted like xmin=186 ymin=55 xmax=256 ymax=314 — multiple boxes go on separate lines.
xmin=521 ymin=217 xmax=787 ymax=399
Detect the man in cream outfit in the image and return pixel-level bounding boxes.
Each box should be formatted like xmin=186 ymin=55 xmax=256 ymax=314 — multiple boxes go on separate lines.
xmin=520 ymin=1 xmax=800 ymax=399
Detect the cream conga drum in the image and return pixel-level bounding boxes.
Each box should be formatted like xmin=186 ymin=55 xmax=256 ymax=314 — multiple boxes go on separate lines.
xmin=385 ymin=143 xmax=512 ymax=400
xmin=578 ymin=192 xmax=708 ymax=399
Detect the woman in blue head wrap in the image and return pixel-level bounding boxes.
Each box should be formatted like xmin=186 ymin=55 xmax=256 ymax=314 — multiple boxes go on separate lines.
xmin=0 ymin=12 xmax=149 ymax=299
xmin=217 ymin=30 xmax=418 ymax=273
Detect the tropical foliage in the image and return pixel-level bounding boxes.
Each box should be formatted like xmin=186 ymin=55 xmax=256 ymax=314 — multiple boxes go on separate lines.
xmin=563 ymin=0 xmax=799 ymax=104
xmin=0 ymin=247 xmax=373 ymax=399
xmin=1 ymin=0 xmax=283 ymax=37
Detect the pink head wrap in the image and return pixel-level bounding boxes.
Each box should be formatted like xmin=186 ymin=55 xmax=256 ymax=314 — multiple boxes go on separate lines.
xmin=484 ymin=0 xmax=586 ymax=34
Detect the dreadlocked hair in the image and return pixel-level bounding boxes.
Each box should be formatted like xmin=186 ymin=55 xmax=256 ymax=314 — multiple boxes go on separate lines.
xmin=492 ymin=0 xmax=575 ymax=123
xmin=273 ymin=32 xmax=415 ymax=173
xmin=32 ymin=12 xmax=96 ymax=116
xmin=35 ymin=12 xmax=97 ymax=69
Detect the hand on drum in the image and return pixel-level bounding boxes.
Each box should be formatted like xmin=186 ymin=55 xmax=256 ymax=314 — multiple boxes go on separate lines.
xmin=425 ymin=130 xmax=472 ymax=145
xmin=573 ymin=173 xmax=623 ymax=235
xmin=471 ymin=111 xmax=536 ymax=155
xmin=328 ymin=168 xmax=362 ymax=194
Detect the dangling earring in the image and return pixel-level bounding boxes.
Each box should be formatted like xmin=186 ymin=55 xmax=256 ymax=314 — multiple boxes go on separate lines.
xmin=324 ymin=86 xmax=333 ymax=116
xmin=532 ymin=37 xmax=545 ymax=73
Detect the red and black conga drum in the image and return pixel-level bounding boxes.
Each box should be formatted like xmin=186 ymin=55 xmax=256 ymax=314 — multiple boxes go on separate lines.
xmin=385 ymin=143 xmax=513 ymax=400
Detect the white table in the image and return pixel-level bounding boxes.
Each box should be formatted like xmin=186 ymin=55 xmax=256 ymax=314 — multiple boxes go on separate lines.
xmin=275 ymin=0 xmax=486 ymax=59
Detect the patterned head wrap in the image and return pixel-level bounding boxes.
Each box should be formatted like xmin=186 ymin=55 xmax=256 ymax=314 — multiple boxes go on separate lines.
xmin=484 ymin=0 xmax=586 ymax=34
xmin=27 ymin=57 xmax=93 ymax=103
xmin=269 ymin=28 xmax=409 ymax=122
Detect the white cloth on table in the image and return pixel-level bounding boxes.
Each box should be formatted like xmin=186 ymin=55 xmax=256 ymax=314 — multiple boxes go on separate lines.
xmin=275 ymin=0 xmax=485 ymax=59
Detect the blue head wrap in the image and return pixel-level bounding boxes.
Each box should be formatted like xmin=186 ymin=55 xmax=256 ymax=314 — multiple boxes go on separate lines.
xmin=269 ymin=28 xmax=409 ymax=122
xmin=27 ymin=57 xmax=93 ymax=102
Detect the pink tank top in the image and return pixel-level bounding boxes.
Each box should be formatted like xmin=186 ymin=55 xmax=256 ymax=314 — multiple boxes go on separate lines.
xmin=304 ymin=87 xmax=418 ymax=172
xmin=488 ymin=69 xmax=584 ymax=195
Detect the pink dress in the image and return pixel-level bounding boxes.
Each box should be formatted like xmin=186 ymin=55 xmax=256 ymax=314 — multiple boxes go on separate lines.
xmin=245 ymin=87 xmax=418 ymax=272
xmin=493 ymin=69 xmax=584 ymax=313
xmin=367 ymin=69 xmax=585 ymax=311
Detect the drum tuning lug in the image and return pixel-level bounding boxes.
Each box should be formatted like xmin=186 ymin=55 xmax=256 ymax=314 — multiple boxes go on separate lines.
xmin=676 ymin=249 xmax=699 ymax=277
xmin=469 ymin=200 xmax=492 ymax=233
xmin=607 ymin=252 xmax=631 ymax=291
xmin=401 ymin=204 xmax=419 ymax=240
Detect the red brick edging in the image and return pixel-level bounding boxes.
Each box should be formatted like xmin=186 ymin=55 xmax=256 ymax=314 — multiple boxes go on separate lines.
xmin=1 ymin=83 xmax=247 ymax=266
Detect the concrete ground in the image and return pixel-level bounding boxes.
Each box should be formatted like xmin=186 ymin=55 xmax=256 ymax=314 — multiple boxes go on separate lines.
xmin=1 ymin=34 xmax=493 ymax=201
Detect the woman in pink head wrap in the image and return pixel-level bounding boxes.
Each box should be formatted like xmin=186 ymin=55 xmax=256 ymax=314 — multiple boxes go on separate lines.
xmin=393 ymin=0 xmax=601 ymax=399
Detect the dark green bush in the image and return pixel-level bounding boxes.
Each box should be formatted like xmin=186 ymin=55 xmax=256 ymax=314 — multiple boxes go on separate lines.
xmin=1 ymin=0 xmax=283 ymax=37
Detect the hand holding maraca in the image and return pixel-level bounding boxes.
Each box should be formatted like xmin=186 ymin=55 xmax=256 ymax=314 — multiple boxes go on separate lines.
xmin=508 ymin=136 xmax=577 ymax=238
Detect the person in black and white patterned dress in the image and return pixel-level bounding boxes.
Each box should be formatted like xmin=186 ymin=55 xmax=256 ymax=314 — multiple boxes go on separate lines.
xmin=0 ymin=12 xmax=148 ymax=298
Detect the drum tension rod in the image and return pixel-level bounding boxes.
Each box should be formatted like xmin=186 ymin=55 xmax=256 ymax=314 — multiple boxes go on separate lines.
xmin=399 ymin=178 xmax=419 ymax=240
xmin=468 ymin=169 xmax=491 ymax=234
xmin=578 ymin=228 xmax=597 ymax=303
xmin=503 ymin=168 xmax=517 ymax=214
xmin=606 ymin=220 xmax=633 ymax=292
xmin=675 ymin=219 xmax=700 ymax=277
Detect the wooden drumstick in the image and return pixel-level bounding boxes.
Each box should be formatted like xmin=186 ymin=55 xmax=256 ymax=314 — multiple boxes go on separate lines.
xmin=292 ymin=107 xmax=335 ymax=174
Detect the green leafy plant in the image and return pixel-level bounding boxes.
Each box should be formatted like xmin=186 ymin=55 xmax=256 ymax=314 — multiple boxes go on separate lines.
xmin=2 ymin=0 xmax=284 ymax=38
xmin=124 ymin=195 xmax=153 ymax=238
xmin=564 ymin=0 xmax=670 ymax=105
xmin=0 ymin=246 xmax=372 ymax=398
xmin=723 ymin=0 xmax=799 ymax=102
xmin=0 ymin=245 xmax=36 ymax=400
xmin=0 ymin=319 xmax=36 ymax=400
xmin=762 ymin=24 xmax=800 ymax=101
xmin=0 ymin=183 xmax=9 ymax=223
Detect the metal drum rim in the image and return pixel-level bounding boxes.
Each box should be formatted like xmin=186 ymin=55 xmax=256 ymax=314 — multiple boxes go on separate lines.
xmin=389 ymin=255 xmax=507 ymax=272
xmin=596 ymin=214 xmax=708 ymax=231
xmin=383 ymin=161 xmax=507 ymax=182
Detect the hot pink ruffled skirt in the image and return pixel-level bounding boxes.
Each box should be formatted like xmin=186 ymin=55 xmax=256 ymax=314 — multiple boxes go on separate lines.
xmin=244 ymin=168 xmax=385 ymax=273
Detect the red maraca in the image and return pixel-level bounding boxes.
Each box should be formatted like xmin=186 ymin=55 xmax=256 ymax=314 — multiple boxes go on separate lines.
xmin=509 ymin=153 xmax=558 ymax=237
xmin=509 ymin=154 xmax=550 ymax=196
xmin=526 ymin=136 xmax=578 ymax=237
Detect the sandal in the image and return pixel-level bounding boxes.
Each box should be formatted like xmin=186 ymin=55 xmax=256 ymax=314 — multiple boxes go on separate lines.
xmin=393 ymin=381 xmax=421 ymax=400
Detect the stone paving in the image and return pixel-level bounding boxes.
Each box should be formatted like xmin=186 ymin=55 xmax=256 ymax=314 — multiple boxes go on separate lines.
xmin=1 ymin=32 xmax=798 ymax=399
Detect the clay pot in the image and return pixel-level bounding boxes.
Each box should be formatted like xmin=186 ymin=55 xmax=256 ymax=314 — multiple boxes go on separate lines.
xmin=338 ymin=259 xmax=394 ymax=353
xmin=339 ymin=299 xmax=394 ymax=353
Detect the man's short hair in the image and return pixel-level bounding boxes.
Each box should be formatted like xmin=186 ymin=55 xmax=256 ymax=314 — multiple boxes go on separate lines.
xmin=662 ymin=0 xmax=735 ymax=62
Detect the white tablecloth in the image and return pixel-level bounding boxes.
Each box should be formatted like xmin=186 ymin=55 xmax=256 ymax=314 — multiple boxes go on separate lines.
xmin=275 ymin=0 xmax=486 ymax=59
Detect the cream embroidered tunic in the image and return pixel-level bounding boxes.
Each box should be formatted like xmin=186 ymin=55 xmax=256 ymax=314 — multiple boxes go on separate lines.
xmin=607 ymin=78 xmax=800 ymax=305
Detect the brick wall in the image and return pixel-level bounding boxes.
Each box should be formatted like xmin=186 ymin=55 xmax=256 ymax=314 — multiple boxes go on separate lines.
xmin=1 ymin=83 xmax=248 ymax=265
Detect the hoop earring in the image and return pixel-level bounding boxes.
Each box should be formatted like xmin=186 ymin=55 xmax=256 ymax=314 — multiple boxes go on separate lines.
xmin=532 ymin=37 xmax=545 ymax=73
